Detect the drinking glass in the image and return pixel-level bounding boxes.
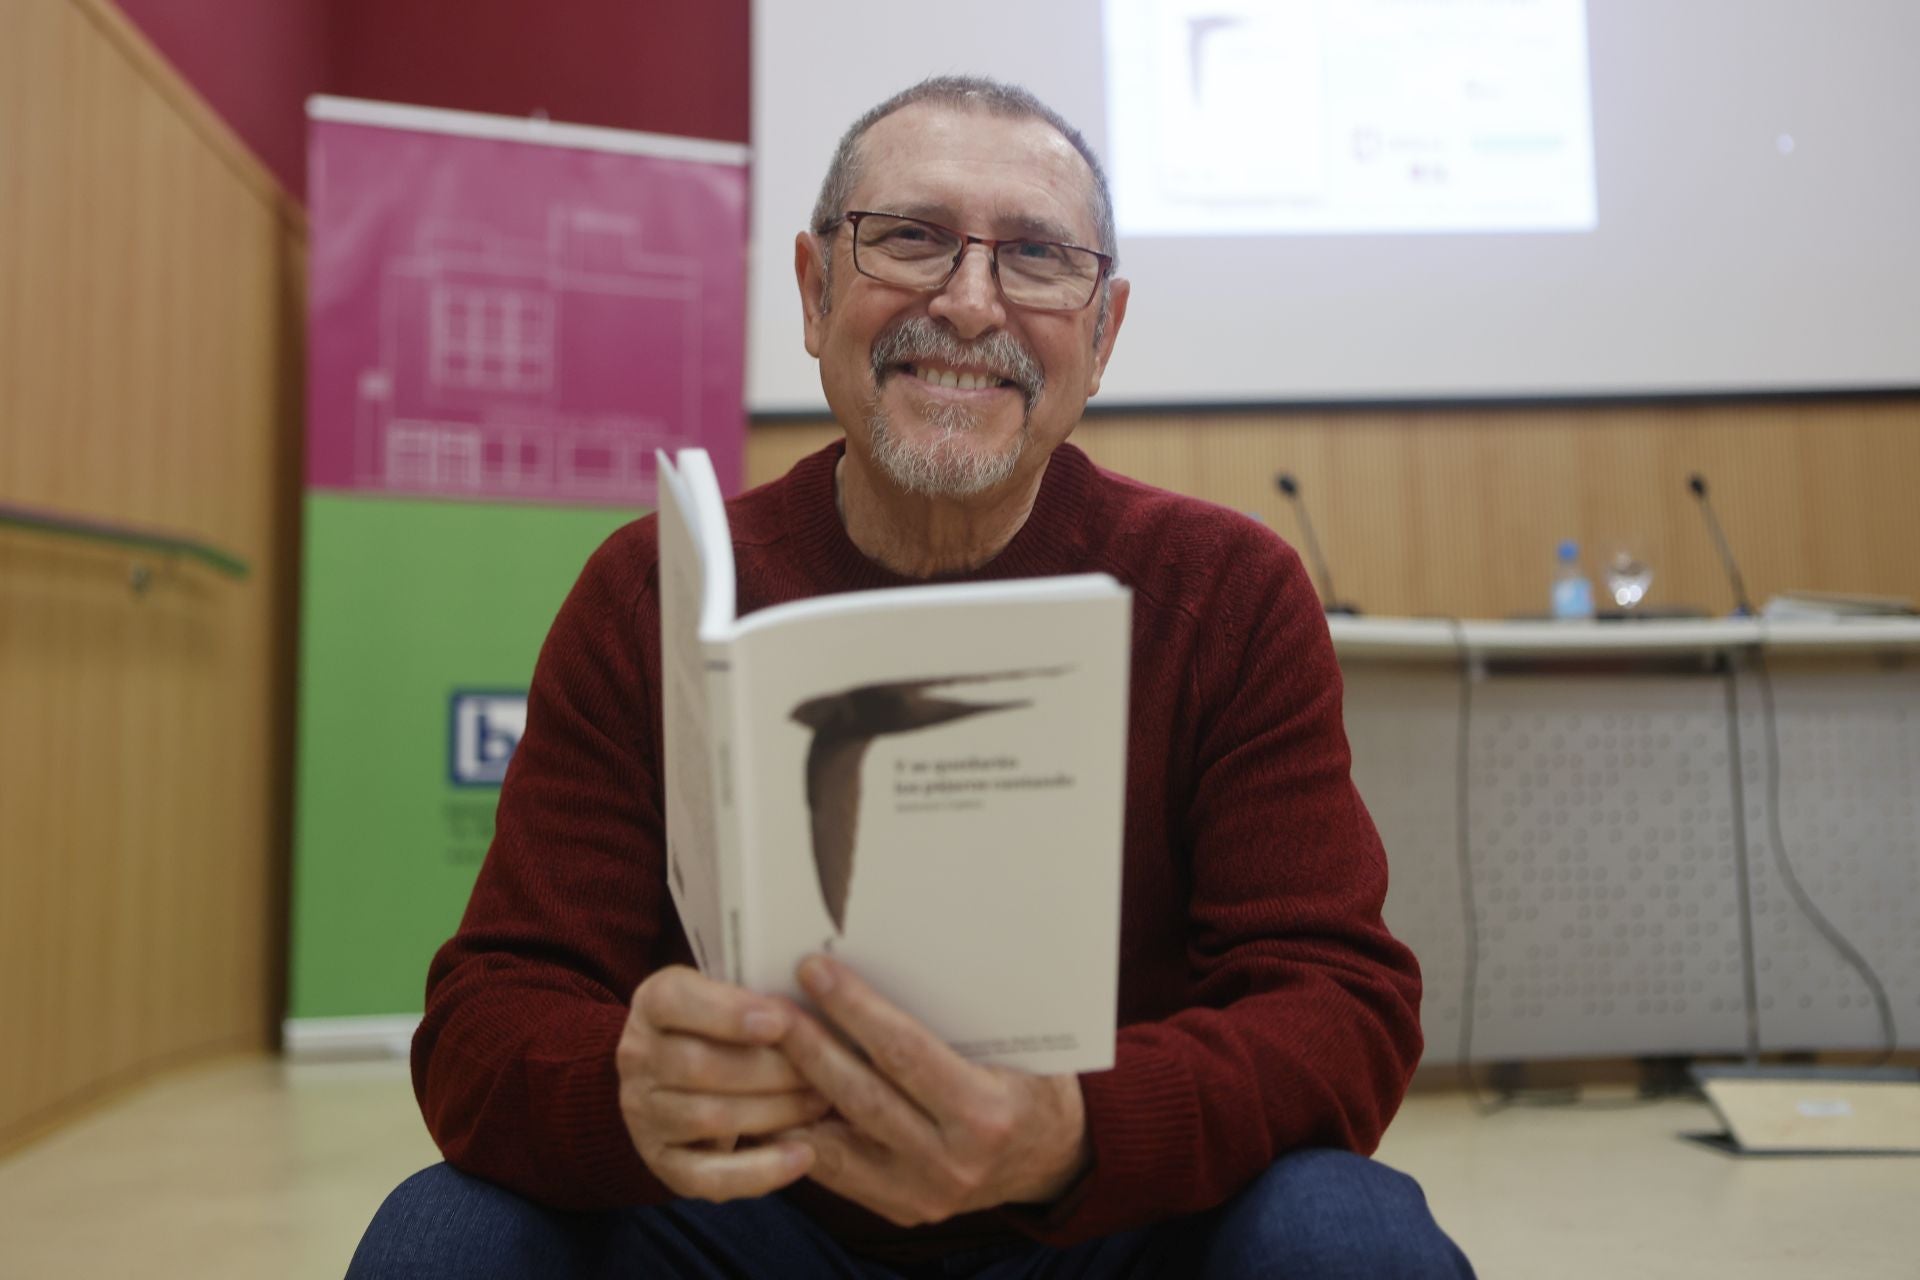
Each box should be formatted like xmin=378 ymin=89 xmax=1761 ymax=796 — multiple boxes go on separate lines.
xmin=1604 ymin=545 xmax=1654 ymax=612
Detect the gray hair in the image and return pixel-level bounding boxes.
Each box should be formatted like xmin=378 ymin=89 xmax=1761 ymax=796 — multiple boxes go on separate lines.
xmin=809 ymin=76 xmax=1117 ymax=338
xmin=811 ymin=75 xmax=1116 ymax=260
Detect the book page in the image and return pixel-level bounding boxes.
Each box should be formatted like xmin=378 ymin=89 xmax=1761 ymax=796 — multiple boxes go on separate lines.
xmin=655 ymin=452 xmax=728 ymax=978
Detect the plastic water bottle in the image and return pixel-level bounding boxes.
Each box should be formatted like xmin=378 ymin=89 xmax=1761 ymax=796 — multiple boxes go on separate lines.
xmin=1551 ymin=539 xmax=1595 ymax=620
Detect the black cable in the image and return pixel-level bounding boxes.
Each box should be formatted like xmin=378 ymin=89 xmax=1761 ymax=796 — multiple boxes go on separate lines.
xmin=1444 ymin=617 xmax=1506 ymax=1113
xmin=1748 ymin=643 xmax=1900 ymax=1063
xmin=1720 ymin=649 xmax=1764 ymax=1063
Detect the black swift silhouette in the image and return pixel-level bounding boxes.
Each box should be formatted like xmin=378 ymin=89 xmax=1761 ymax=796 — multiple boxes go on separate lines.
xmin=789 ymin=668 xmax=1066 ymax=934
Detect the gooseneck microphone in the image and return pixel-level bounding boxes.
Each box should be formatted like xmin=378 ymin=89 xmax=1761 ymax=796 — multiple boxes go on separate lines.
xmin=1275 ymin=472 xmax=1359 ymax=616
xmin=1687 ymin=473 xmax=1756 ymax=617
xmin=1688 ymin=472 xmax=1901 ymax=1061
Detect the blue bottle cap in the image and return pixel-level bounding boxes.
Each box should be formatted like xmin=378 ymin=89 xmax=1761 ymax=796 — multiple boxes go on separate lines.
xmin=1557 ymin=539 xmax=1579 ymax=561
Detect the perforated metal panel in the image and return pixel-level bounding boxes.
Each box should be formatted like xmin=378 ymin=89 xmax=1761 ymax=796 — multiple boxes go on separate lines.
xmin=1346 ymin=654 xmax=1920 ymax=1066
xmin=1735 ymin=666 xmax=1920 ymax=1051
xmin=1343 ymin=671 xmax=1473 ymax=1050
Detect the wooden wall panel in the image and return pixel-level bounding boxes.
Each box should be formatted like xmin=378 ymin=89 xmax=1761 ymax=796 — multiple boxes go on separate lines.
xmin=0 ymin=0 xmax=302 ymax=1150
xmin=749 ymin=397 xmax=1920 ymax=619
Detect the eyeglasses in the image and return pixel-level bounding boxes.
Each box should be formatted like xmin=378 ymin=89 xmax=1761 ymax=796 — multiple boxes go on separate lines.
xmin=837 ymin=211 xmax=1111 ymax=312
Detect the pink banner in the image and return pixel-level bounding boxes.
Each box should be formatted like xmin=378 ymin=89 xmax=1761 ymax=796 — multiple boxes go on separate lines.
xmin=307 ymin=100 xmax=749 ymax=505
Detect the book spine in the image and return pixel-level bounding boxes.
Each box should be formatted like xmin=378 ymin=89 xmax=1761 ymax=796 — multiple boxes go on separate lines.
xmin=703 ymin=641 xmax=747 ymax=986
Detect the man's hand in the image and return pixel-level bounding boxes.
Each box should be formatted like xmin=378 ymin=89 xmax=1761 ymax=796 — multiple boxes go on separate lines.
xmin=777 ymin=954 xmax=1092 ymax=1228
xmin=617 ymin=966 xmax=828 ymax=1202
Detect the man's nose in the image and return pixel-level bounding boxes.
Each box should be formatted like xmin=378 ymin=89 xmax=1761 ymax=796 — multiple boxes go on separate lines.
xmin=926 ymin=243 xmax=1006 ymax=339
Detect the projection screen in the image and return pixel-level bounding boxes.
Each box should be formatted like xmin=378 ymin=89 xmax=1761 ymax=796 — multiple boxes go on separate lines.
xmin=749 ymin=0 xmax=1920 ymax=412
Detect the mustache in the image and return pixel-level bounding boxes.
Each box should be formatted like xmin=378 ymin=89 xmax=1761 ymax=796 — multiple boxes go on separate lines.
xmin=869 ymin=317 xmax=1045 ymax=407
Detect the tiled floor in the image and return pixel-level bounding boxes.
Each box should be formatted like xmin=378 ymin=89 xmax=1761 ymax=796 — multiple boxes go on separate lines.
xmin=1 ymin=1056 xmax=1915 ymax=1277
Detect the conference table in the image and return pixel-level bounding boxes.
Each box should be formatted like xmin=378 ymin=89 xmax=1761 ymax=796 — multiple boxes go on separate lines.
xmin=1332 ymin=616 xmax=1920 ymax=1067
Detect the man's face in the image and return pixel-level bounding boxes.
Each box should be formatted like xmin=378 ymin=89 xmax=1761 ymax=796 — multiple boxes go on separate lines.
xmin=796 ymin=104 xmax=1128 ymax=500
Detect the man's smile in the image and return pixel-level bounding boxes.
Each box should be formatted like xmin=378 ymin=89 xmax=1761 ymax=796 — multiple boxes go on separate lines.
xmin=891 ymin=361 xmax=1021 ymax=398
xmin=867 ymin=315 xmax=1045 ymax=413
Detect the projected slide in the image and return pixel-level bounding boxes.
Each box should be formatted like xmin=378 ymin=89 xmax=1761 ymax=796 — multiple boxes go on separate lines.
xmin=1106 ymin=0 xmax=1596 ymax=235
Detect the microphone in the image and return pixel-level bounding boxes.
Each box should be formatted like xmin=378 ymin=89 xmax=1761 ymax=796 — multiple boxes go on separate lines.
xmin=1275 ymin=472 xmax=1359 ymax=616
xmin=1687 ymin=473 xmax=1756 ymax=617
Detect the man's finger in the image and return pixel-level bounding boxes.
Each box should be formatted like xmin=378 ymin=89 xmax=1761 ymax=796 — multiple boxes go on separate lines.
xmin=649 ymin=1141 xmax=814 ymax=1203
xmin=784 ymin=1119 xmax=877 ymax=1192
xmin=781 ymin=1005 xmax=937 ymax=1156
xmin=634 ymin=966 xmax=791 ymax=1045
xmin=649 ymin=1087 xmax=832 ymax=1144
xmin=784 ymin=1121 xmax=930 ymax=1228
xmin=796 ymin=954 xmax=981 ymax=1120
xmin=651 ymin=1033 xmax=811 ymax=1095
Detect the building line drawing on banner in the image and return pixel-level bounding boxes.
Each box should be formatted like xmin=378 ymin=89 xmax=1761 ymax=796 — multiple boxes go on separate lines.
xmin=354 ymin=206 xmax=705 ymax=505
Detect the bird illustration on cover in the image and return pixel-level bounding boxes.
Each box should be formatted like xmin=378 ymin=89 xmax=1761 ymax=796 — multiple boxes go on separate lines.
xmin=789 ymin=669 xmax=1065 ymax=935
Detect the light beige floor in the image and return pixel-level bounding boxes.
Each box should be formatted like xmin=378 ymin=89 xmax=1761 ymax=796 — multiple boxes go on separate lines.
xmin=2 ymin=1056 xmax=1916 ymax=1278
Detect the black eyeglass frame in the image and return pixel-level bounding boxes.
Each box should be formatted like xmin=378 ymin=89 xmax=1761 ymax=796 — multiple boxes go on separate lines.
xmin=834 ymin=210 xmax=1114 ymax=312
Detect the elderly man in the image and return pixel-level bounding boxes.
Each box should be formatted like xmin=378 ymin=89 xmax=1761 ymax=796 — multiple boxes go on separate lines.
xmin=350 ymin=77 xmax=1472 ymax=1278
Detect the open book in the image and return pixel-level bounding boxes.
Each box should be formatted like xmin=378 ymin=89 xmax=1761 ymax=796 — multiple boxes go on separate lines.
xmin=656 ymin=449 xmax=1131 ymax=1073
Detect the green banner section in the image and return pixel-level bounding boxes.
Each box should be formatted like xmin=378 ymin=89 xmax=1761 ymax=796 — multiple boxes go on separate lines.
xmin=290 ymin=493 xmax=640 ymax=1019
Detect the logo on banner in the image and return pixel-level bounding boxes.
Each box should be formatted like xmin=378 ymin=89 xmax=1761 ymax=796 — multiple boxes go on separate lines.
xmin=450 ymin=690 xmax=528 ymax=787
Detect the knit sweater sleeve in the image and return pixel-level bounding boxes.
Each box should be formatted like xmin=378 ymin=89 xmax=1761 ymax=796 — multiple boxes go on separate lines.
xmin=1016 ymin=527 xmax=1424 ymax=1245
xmin=411 ymin=527 xmax=677 ymax=1210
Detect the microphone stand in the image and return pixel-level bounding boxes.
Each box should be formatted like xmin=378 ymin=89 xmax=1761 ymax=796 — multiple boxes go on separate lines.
xmin=1681 ymin=472 xmax=1908 ymax=1134
xmin=1688 ymin=474 xmax=1755 ymax=618
xmin=1275 ymin=472 xmax=1360 ymax=616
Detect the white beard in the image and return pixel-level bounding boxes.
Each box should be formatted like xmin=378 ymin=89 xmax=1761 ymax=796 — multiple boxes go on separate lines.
xmin=865 ymin=394 xmax=1028 ymax=498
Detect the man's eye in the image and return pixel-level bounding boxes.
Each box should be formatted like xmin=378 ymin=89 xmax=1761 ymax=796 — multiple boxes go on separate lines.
xmin=1011 ymin=241 xmax=1065 ymax=264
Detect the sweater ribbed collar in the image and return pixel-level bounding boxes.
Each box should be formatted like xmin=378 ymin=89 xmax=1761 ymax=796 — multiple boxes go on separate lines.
xmin=779 ymin=439 xmax=1096 ymax=592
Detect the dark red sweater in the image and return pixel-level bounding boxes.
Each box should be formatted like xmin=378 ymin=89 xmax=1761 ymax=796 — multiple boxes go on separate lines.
xmin=414 ymin=441 xmax=1423 ymax=1261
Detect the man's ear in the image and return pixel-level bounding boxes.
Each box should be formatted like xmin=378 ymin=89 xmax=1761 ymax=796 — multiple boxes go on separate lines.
xmin=1086 ymin=276 xmax=1130 ymax=399
xmin=796 ymin=231 xmax=831 ymax=357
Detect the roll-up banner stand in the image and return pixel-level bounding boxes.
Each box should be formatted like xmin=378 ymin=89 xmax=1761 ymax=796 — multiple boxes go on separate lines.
xmin=289 ymin=98 xmax=749 ymax=1054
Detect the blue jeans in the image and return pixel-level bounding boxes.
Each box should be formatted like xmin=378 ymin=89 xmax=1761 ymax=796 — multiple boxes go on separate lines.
xmin=347 ymin=1149 xmax=1473 ymax=1279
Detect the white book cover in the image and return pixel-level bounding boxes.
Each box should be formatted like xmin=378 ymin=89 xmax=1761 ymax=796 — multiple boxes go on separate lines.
xmin=657 ymin=448 xmax=1131 ymax=1073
